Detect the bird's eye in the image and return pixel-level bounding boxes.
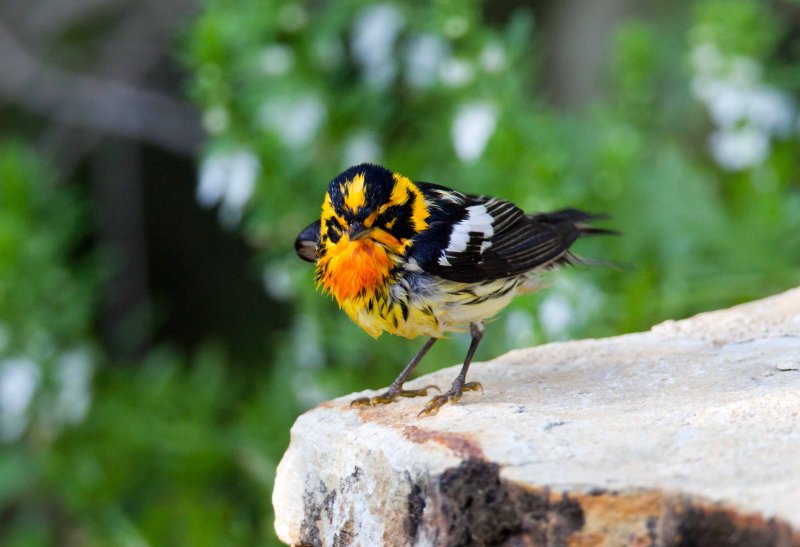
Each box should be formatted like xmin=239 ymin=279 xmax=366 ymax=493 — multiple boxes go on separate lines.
xmin=376 ymin=203 xmax=416 ymax=240
xmin=379 ymin=208 xmax=398 ymax=229
xmin=362 ymin=210 xmax=379 ymax=229
xmin=325 ymin=217 xmax=344 ymax=243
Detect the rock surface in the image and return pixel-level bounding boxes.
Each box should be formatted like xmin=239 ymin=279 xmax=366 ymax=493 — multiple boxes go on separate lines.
xmin=273 ymin=288 xmax=800 ymax=546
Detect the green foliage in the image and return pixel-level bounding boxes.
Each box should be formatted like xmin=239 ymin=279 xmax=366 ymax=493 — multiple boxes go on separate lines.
xmin=2 ymin=0 xmax=800 ymax=545
xmin=185 ymin=2 xmax=799 ymax=540
xmin=187 ymin=0 xmax=800 ymax=370
xmin=50 ymin=346 xmax=288 ymax=546
xmin=0 ymin=144 xmax=94 ymax=356
xmin=692 ymin=0 xmax=779 ymax=57
xmin=0 ymin=144 xmax=293 ymax=545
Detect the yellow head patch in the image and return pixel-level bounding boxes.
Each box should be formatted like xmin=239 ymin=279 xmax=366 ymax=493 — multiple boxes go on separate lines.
xmin=387 ymin=172 xmax=429 ymax=232
xmin=343 ymin=172 xmax=367 ymax=212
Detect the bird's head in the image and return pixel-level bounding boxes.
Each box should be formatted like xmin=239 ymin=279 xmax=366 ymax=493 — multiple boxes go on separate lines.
xmin=315 ymin=164 xmax=429 ymax=300
xmin=319 ymin=163 xmax=429 ymax=258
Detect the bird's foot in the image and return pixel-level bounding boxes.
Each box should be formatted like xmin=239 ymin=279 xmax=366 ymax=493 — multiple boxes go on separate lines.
xmin=350 ymin=384 xmax=440 ymax=408
xmin=417 ymin=381 xmax=483 ymax=417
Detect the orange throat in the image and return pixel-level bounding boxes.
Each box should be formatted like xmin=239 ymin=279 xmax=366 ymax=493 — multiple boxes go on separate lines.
xmin=317 ymin=239 xmax=393 ymax=303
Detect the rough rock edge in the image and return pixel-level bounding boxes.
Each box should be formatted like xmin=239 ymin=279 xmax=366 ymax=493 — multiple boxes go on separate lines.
xmin=297 ymin=458 xmax=799 ymax=547
xmin=277 ymin=288 xmax=800 ymax=546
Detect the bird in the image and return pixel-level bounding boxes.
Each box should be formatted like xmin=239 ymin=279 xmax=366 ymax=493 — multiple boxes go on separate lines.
xmin=295 ymin=163 xmax=614 ymax=416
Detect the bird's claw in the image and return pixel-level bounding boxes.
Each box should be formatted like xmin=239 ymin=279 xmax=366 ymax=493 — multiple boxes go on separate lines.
xmin=350 ymin=384 xmax=440 ymax=408
xmin=463 ymin=381 xmax=483 ymax=394
xmin=417 ymin=381 xmax=483 ymax=417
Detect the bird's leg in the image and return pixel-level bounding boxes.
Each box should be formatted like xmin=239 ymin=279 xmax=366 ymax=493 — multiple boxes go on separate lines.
xmin=418 ymin=323 xmax=484 ymax=417
xmin=351 ymin=337 xmax=440 ymax=407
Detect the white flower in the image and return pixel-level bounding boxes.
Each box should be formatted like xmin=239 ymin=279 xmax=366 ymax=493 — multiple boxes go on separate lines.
xmin=746 ymin=87 xmax=794 ymax=136
xmin=293 ymin=315 xmax=324 ymax=370
xmin=351 ymin=4 xmax=404 ymax=89
xmin=504 ymin=309 xmax=535 ymax=347
xmin=705 ymin=81 xmax=750 ymax=129
xmin=258 ymin=95 xmax=326 ymax=148
xmin=538 ymin=277 xmax=603 ymax=340
xmin=262 ymin=263 xmax=295 ymax=301
xmin=728 ymin=56 xmax=762 ymax=87
xmin=479 ymin=43 xmax=508 ymax=73
xmin=341 ymin=129 xmax=382 ymax=167
xmin=404 ymin=34 xmax=448 ymax=89
xmin=538 ymin=294 xmax=573 ymax=340
xmin=198 ymin=149 xmax=260 ymax=226
xmin=260 ymin=44 xmax=294 ymax=76
xmin=0 ymin=358 xmax=40 ymax=442
xmin=690 ymin=42 xmax=796 ymax=172
xmin=451 ymin=102 xmax=497 ymax=162
xmin=697 ymin=80 xmax=794 ymax=136
xmin=55 ymin=349 xmax=93 ymax=425
xmin=202 ymin=106 xmax=229 ymax=135
xmin=439 ymin=58 xmax=474 ymax=88
xmin=709 ymin=128 xmax=770 ymax=171
xmin=276 ymin=314 xmax=329 ymax=409
xmin=690 ymin=42 xmax=723 ymax=75
xmin=690 ymin=75 xmax=717 ymax=103
xmin=291 ymin=371 xmax=328 ymax=407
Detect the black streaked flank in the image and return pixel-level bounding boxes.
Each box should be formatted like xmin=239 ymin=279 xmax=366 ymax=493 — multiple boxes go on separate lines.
xmin=399 ymin=299 xmax=409 ymax=321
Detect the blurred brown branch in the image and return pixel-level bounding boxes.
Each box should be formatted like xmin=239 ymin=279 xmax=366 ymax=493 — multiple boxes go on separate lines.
xmin=0 ymin=22 xmax=203 ymax=156
xmin=13 ymin=0 xmax=132 ymax=37
xmin=0 ymin=0 xmax=204 ymax=359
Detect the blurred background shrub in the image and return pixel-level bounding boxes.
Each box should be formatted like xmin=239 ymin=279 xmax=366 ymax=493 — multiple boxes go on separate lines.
xmin=0 ymin=0 xmax=798 ymax=544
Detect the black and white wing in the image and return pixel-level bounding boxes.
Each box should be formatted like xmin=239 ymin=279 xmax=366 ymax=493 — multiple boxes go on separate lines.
xmin=411 ymin=185 xmax=602 ymax=283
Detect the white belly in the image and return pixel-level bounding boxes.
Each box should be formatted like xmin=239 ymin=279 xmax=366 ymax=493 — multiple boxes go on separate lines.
xmin=437 ymin=277 xmax=521 ymax=328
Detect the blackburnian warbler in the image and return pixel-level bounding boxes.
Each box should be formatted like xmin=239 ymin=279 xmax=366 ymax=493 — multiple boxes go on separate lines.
xmin=295 ymin=163 xmax=614 ymax=416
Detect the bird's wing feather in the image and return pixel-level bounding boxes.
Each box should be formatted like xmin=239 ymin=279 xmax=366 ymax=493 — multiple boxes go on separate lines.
xmin=411 ymin=185 xmax=581 ymax=283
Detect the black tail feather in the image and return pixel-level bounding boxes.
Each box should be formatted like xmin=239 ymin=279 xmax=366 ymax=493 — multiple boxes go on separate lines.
xmin=528 ymin=208 xmax=619 ymax=269
xmin=575 ymin=226 xmax=621 ymax=237
xmin=528 ymin=208 xmax=620 ymax=238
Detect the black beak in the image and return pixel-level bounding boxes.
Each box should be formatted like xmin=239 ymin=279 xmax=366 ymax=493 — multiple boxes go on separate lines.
xmin=349 ymin=222 xmax=372 ymax=241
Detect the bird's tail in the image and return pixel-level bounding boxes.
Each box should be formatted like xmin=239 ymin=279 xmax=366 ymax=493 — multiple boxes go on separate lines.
xmin=528 ymin=208 xmax=619 ymax=237
xmin=528 ymin=208 xmax=620 ymax=269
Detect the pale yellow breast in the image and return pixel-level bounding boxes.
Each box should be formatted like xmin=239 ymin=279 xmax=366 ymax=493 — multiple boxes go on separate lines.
xmin=340 ymin=274 xmax=529 ymax=339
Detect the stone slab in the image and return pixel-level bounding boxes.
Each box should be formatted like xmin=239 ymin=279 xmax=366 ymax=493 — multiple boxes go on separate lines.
xmin=274 ymin=288 xmax=800 ymax=546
